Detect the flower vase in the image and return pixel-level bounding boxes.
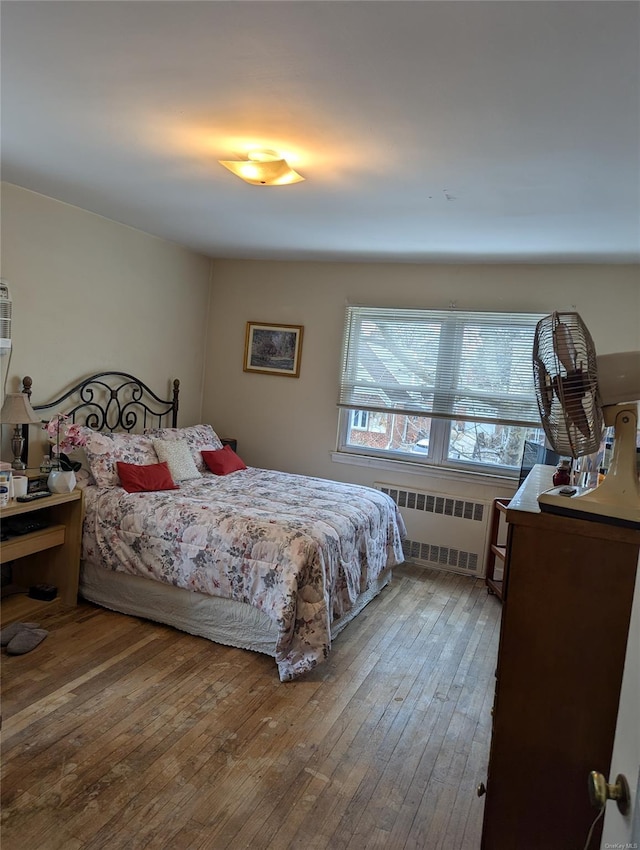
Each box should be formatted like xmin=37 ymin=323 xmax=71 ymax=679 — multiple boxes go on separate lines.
xmin=48 ymin=469 xmax=76 ymax=494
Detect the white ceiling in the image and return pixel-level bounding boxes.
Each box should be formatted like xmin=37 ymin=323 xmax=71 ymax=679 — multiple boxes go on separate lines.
xmin=2 ymin=1 xmax=639 ymax=263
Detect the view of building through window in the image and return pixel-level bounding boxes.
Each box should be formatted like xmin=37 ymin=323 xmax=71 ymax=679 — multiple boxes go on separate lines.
xmin=344 ymin=411 xmax=544 ymax=471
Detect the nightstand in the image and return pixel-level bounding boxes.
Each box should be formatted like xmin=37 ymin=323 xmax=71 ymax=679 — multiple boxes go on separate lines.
xmin=0 ymin=489 xmax=84 ymax=624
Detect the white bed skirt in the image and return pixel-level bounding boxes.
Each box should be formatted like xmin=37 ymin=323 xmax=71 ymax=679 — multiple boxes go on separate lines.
xmin=80 ymin=561 xmax=393 ymax=658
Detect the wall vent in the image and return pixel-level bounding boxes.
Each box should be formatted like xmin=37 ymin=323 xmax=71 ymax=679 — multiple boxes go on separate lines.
xmin=376 ymin=483 xmax=491 ymax=577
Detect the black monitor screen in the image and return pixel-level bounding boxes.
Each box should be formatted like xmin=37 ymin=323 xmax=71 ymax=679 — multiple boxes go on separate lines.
xmin=519 ymin=441 xmax=561 ymax=486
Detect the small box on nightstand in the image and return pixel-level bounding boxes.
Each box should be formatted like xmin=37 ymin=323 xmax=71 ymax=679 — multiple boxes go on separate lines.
xmin=25 ymin=470 xmax=49 ymax=493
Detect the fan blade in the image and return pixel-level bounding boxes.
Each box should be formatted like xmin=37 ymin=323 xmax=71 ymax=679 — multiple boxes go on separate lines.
xmin=565 ymin=397 xmax=592 ymax=441
xmin=553 ymin=320 xmax=578 ymax=374
xmin=534 ymin=356 xmax=555 ymax=418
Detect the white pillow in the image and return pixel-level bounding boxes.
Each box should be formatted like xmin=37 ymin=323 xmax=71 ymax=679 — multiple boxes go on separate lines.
xmin=144 ymin=424 xmax=223 ymax=473
xmin=153 ymin=439 xmax=201 ymax=482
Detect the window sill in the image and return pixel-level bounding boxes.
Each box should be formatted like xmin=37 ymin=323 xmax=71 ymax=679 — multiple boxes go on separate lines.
xmin=330 ymin=451 xmax=518 ymax=488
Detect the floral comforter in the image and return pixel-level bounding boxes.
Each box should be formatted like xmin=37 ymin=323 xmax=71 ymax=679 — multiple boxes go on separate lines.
xmin=82 ymin=468 xmax=406 ymax=681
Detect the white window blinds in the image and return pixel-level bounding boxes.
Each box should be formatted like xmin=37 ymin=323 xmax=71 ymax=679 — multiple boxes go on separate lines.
xmin=338 ymin=306 xmax=545 ymax=428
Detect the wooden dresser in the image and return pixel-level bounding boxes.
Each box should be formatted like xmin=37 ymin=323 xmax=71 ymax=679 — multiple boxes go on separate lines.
xmin=480 ymin=465 xmax=640 ymax=849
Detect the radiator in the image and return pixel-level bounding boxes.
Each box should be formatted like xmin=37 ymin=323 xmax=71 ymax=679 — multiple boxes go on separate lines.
xmin=375 ymin=482 xmax=492 ymax=577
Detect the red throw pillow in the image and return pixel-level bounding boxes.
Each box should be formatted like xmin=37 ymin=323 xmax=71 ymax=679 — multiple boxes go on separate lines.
xmin=116 ymin=461 xmax=179 ymax=493
xmin=201 ymin=445 xmax=247 ymax=475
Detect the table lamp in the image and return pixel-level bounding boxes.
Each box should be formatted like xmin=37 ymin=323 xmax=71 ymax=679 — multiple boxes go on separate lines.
xmin=0 ymin=393 xmax=42 ymax=469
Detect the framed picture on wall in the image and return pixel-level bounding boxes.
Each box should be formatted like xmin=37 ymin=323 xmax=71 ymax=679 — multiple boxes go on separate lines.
xmin=243 ymin=322 xmax=304 ymax=378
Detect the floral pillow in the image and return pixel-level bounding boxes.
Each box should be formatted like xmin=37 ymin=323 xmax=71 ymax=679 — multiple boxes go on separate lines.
xmin=58 ymin=437 xmax=96 ymax=488
xmin=144 ymin=424 xmax=223 ymax=473
xmin=84 ymin=431 xmax=159 ymax=489
xmin=73 ymin=456 xmax=96 ymax=489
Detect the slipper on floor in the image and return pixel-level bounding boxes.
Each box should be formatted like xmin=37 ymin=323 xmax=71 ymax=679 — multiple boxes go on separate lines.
xmin=6 ymin=628 xmax=48 ymax=655
xmin=0 ymin=622 xmax=40 ymax=646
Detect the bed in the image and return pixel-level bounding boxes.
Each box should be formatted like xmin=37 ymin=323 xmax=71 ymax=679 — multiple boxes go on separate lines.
xmin=27 ymin=372 xmax=406 ymax=681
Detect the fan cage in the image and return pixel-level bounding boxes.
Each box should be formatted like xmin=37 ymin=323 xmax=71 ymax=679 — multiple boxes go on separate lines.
xmin=533 ymin=312 xmax=604 ymax=458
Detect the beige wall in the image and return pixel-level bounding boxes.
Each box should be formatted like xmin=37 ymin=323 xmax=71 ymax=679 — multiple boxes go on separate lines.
xmin=204 ymin=259 xmax=639 ymax=501
xmin=0 ymin=182 xmax=212 ymax=463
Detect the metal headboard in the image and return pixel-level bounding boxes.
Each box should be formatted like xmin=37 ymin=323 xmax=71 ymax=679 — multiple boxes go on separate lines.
xmin=22 ymin=371 xmax=180 ymax=432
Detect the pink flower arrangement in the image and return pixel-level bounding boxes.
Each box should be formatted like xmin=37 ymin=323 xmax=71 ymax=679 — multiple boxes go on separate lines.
xmin=44 ymin=414 xmax=88 ymax=459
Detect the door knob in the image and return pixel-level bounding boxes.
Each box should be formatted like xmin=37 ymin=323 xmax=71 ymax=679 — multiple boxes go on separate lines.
xmin=588 ymin=771 xmax=630 ymax=815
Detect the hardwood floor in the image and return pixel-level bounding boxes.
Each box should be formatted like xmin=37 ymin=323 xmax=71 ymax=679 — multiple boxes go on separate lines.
xmin=1 ymin=564 xmax=501 ymax=850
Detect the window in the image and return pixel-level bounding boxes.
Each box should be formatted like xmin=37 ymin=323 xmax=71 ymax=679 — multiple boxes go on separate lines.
xmin=350 ymin=410 xmax=386 ymax=432
xmin=351 ymin=410 xmax=369 ymax=430
xmin=337 ymin=306 xmax=546 ymax=476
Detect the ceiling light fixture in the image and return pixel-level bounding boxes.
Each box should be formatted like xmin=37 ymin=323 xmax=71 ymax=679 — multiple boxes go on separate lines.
xmin=218 ymin=150 xmax=305 ymax=186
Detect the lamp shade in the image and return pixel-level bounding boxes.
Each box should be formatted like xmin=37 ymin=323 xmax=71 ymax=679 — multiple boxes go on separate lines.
xmin=219 ymin=150 xmax=304 ymax=186
xmin=0 ymin=393 xmax=41 ymax=425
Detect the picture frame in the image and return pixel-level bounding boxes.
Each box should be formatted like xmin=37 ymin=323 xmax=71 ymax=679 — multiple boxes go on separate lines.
xmin=243 ymin=322 xmax=304 ymax=378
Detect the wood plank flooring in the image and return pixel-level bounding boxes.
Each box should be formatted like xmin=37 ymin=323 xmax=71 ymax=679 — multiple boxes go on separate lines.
xmin=1 ymin=564 xmax=501 ymax=849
